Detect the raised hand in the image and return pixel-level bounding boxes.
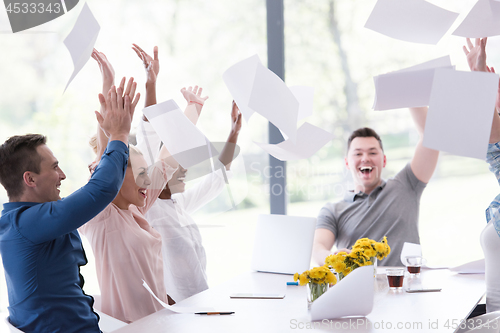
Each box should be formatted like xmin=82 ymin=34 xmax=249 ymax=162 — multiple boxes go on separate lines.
xmin=181 ymin=86 xmax=209 ymax=106
xmin=463 ymin=37 xmax=489 ymax=73
xmin=463 ymin=38 xmax=500 ymax=144
xmin=218 ymin=101 xmax=243 ymax=171
xmin=230 ymin=101 xmax=242 ymax=137
xmin=92 ymin=49 xmax=115 ymax=95
xmin=464 ymin=38 xmax=500 ymax=110
xmin=95 ymin=77 xmax=140 ymax=144
xmin=123 ymin=77 xmax=138 ymax=108
xmin=132 ymin=44 xmax=160 ymax=84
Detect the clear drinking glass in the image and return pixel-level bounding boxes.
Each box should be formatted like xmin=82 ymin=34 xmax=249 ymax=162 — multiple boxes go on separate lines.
xmin=404 ymin=256 xmax=427 ymax=276
xmin=386 ymin=268 xmax=405 ymax=290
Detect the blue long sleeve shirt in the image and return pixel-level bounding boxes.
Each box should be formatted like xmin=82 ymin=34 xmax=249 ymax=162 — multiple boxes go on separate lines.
xmin=0 ymin=140 xmax=128 ymax=333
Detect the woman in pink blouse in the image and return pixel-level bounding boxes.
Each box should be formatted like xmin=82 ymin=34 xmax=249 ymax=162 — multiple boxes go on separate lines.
xmin=79 ymin=50 xmax=177 ymax=323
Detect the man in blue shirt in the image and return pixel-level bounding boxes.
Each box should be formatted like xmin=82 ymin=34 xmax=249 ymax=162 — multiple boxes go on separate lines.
xmin=0 ymin=81 xmax=140 ymax=332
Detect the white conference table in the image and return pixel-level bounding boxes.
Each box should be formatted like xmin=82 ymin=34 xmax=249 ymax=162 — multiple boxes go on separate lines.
xmin=113 ymin=268 xmax=485 ymax=333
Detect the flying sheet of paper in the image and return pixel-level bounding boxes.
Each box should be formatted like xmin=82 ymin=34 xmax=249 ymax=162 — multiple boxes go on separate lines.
xmin=222 ymin=55 xmax=261 ymax=122
xmin=453 ymin=0 xmax=500 ymax=38
xmin=396 ymin=56 xmax=452 ymax=73
xmin=423 ymin=69 xmax=498 ymax=160
xmin=254 ymin=122 xmax=333 ymax=161
xmin=400 ymin=242 xmax=422 ymax=266
xmin=289 ymin=86 xmax=314 ymax=121
xmin=248 ymin=63 xmax=299 ymax=143
xmin=142 ymin=280 xmax=213 ymax=314
xmin=310 ymin=266 xmax=374 ymax=321
xmin=373 ymin=66 xmax=454 ymax=111
xmin=63 ymin=3 xmax=100 ymax=91
xmin=450 ymin=259 xmax=485 ymax=274
xmin=373 ymin=56 xmax=453 ymax=110
xmin=143 ymin=100 xmax=216 ymax=168
xmin=364 ymin=0 xmax=459 ymax=44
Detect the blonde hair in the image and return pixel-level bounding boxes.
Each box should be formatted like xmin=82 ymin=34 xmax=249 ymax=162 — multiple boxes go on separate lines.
xmin=89 ymin=134 xmax=143 ymax=168
xmin=89 ymin=134 xmax=98 ymax=155
xmin=128 ymin=145 xmax=143 ymax=169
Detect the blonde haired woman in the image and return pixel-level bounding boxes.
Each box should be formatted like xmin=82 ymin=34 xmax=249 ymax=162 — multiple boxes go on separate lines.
xmin=80 ymin=50 xmax=177 ymax=323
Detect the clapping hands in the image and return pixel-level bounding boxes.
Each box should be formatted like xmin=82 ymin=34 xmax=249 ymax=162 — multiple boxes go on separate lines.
xmin=95 ymin=77 xmax=140 ymax=141
xmin=92 ymin=49 xmax=115 ymax=95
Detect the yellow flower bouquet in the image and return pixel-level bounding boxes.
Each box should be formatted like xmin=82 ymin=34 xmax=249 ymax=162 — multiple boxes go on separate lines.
xmin=294 ymin=265 xmax=337 ymax=308
xmin=325 ymin=236 xmax=391 ymax=280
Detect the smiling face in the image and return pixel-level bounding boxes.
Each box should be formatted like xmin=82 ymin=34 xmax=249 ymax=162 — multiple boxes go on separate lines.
xmin=113 ymin=152 xmax=151 ymax=209
xmin=158 ymin=166 xmax=187 ymax=200
xmin=32 ymin=144 xmax=66 ymax=202
xmin=345 ymin=137 xmax=386 ymax=195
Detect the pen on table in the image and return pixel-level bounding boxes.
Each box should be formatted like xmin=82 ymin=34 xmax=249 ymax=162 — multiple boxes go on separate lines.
xmin=195 ymin=312 xmax=235 ymax=315
xmin=287 ymin=282 xmax=298 ymax=286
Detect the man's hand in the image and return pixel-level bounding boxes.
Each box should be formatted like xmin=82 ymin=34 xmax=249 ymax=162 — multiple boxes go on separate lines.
xmin=132 ymin=44 xmax=160 ymax=84
xmin=463 ymin=37 xmax=489 ymax=73
xmin=92 ymin=49 xmax=115 ymax=96
xmin=95 ymin=77 xmax=140 ymax=144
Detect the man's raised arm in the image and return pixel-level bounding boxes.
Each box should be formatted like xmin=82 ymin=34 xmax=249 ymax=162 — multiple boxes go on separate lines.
xmin=409 ymin=106 xmax=439 ymax=184
xmin=20 ymin=81 xmax=140 ymax=243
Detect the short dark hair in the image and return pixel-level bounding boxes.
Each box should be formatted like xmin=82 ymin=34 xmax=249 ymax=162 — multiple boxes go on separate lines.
xmin=347 ymin=127 xmax=383 ymax=152
xmin=0 ymin=134 xmax=47 ymax=200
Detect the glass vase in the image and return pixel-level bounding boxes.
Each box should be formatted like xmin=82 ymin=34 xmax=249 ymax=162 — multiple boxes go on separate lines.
xmin=307 ymin=282 xmax=329 ymax=310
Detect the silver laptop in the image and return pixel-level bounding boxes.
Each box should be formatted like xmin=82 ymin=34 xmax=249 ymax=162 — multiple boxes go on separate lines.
xmin=251 ymin=214 xmax=316 ymax=275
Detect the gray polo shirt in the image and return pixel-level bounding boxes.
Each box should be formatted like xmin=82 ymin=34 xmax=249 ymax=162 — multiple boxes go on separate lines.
xmin=317 ymin=163 xmax=426 ymax=266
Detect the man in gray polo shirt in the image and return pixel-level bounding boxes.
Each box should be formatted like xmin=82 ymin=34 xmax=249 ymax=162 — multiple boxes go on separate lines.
xmin=313 ymin=107 xmax=439 ymax=267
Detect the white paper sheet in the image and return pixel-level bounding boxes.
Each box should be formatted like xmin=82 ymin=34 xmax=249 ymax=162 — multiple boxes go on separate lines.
xmin=254 ymin=122 xmax=333 ymax=161
xmin=142 ymin=280 xmax=213 ymax=314
xmin=63 ymin=3 xmax=100 ymax=91
xmin=397 ymin=56 xmax=452 ymax=73
xmin=373 ymin=57 xmax=454 ymax=110
xmin=450 ymin=259 xmax=485 ymax=274
xmin=423 ymin=69 xmax=498 ymax=160
xmin=278 ymin=85 xmax=314 ymax=139
xmin=374 ymin=66 xmax=455 ymax=111
xmin=142 ymin=100 xmax=215 ymax=168
xmin=400 ymin=242 xmax=422 ymax=266
xmin=453 ymin=0 xmax=500 ymax=38
xmin=310 ymin=266 xmax=374 ymax=321
xmin=222 ymin=55 xmax=261 ymax=122
xmin=248 ymin=63 xmax=299 ymax=143
xmin=364 ymin=0 xmax=459 ymax=44
xmin=289 ymin=86 xmax=314 ymax=121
